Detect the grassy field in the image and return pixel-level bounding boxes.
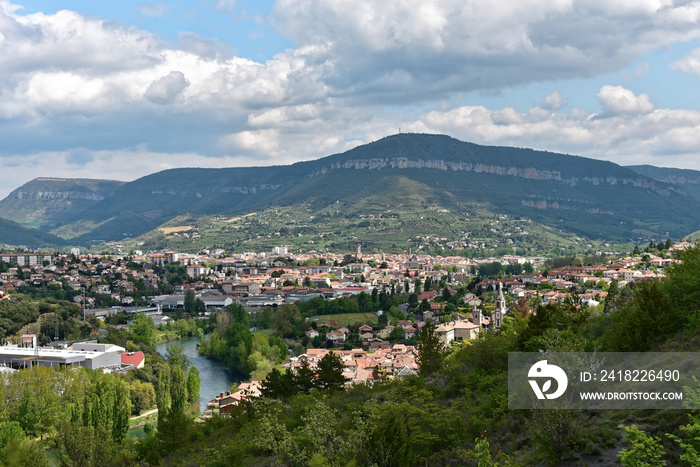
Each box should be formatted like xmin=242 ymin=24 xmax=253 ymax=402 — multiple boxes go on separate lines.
xmin=310 ymin=313 xmax=378 ymax=327
xmin=159 ymin=225 xmax=193 ymax=234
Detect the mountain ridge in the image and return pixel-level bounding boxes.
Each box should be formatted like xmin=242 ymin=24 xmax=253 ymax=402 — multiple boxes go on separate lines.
xmin=2 ymin=134 xmax=699 ymax=248
xmin=0 ymin=217 xmax=67 ymax=248
xmin=627 ymin=164 xmax=700 ymax=201
xmin=0 ymin=177 xmax=125 ymax=232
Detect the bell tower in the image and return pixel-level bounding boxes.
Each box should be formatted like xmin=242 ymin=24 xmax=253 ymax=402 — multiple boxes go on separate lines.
xmin=494 ymin=282 xmax=506 ymax=330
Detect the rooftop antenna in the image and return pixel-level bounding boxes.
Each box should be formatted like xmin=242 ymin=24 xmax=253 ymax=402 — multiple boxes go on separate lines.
xmin=54 ymin=312 xmax=59 ymax=341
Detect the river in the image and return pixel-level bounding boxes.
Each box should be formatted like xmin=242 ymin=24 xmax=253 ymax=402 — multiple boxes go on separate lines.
xmin=155 ymin=336 xmax=242 ymax=413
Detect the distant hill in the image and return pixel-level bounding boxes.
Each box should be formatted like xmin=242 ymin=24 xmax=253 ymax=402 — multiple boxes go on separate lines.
xmin=0 ymin=217 xmax=67 ymax=248
xmin=0 ymin=178 xmax=125 ymax=232
xmin=4 ymin=134 xmax=700 ymax=249
xmin=627 ymin=165 xmax=700 ymax=202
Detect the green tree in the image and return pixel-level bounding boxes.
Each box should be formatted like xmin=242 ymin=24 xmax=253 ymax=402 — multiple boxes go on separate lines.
xmin=610 ymin=280 xmax=676 ymax=351
xmin=617 ymin=425 xmax=666 ymax=467
xmin=479 ymin=262 xmax=503 ymax=278
xmin=260 ymin=368 xmax=298 ymax=400
xmin=0 ymin=421 xmax=26 ymax=465
xmin=111 ymin=379 xmax=131 ymax=444
xmin=56 ymin=421 xmax=116 ymax=467
xmin=184 ymin=289 xmax=196 ymax=314
xmin=389 ymin=326 xmax=406 ymax=342
xmin=414 ymin=278 xmax=422 ymax=294
xmin=228 ymin=304 xmax=250 ymax=327
xmin=187 ymin=366 xmax=201 ymax=405
xmin=415 ymin=321 xmax=446 ymax=376
xmin=130 ymin=313 xmax=156 ymax=346
xmin=294 ymin=360 xmax=317 ymax=394
xmin=315 ymin=353 xmax=348 ymax=391
xmin=166 ymin=342 xmax=190 ymax=372
xmin=128 ymin=380 xmax=156 ymax=415
xmin=170 ymin=366 xmax=188 ymax=416
xmin=664 ymin=245 xmax=700 ymax=330
xmin=156 ymin=367 xmax=171 ymax=425
xmin=272 ymin=304 xmax=304 ymax=338
xmin=460 ymin=436 xmax=514 ymax=466
xmin=16 ymin=395 xmax=40 ymax=438
xmin=529 ymin=409 xmax=582 ymax=463
xmin=668 ymin=418 xmax=700 ymax=467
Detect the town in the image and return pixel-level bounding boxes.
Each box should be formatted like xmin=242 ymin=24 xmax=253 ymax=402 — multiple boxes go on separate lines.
xmin=0 ymin=237 xmax=694 ymax=464
xmin=0 ymin=240 xmax=688 ymax=381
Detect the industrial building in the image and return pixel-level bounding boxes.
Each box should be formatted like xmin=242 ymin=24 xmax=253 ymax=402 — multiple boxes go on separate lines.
xmin=0 ymin=345 xmax=121 ymax=370
xmin=0 ymin=339 xmax=125 ymax=371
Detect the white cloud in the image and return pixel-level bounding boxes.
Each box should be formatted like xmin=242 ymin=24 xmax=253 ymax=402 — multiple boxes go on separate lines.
xmin=543 ymin=91 xmax=568 ymax=111
xmin=409 ymin=97 xmax=700 ymax=168
xmin=138 ymin=3 xmax=167 ymax=18
xmin=273 ymin=0 xmax=700 ymax=101
xmin=0 ymin=4 xmax=311 ymax=120
xmin=144 ymin=71 xmax=190 ymax=105
xmin=2 ymin=1 xmax=700 ymax=201
xmin=26 ymin=72 xmax=106 ymax=113
xmin=597 ymin=85 xmax=655 ymax=115
xmin=672 ymin=47 xmax=700 ymax=76
xmin=221 ymin=129 xmax=281 ymax=155
xmin=216 ymin=0 xmax=236 ymax=11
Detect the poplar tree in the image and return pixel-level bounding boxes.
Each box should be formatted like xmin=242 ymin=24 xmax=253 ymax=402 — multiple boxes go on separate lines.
xmin=156 ymin=366 xmax=171 ymax=425
xmin=186 ymin=366 xmax=201 ymax=405
xmin=112 ymin=380 xmax=131 ymax=443
xmin=170 ymin=366 xmax=187 ymax=416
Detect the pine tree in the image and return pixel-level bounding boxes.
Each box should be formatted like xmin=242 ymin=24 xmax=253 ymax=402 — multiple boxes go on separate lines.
xmin=316 ymin=353 xmax=348 ymax=391
xmin=294 ymin=360 xmax=317 ymax=394
xmin=261 ymin=368 xmax=298 ymax=399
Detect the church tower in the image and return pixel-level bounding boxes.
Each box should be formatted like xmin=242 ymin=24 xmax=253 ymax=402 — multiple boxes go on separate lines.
xmin=471 ymin=307 xmax=482 ymax=329
xmin=356 ymin=244 xmax=362 ymax=260
xmin=493 ymin=282 xmax=506 ymax=330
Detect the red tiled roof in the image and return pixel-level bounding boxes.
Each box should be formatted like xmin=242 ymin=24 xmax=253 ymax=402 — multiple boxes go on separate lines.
xmin=121 ymin=351 xmax=145 ymax=367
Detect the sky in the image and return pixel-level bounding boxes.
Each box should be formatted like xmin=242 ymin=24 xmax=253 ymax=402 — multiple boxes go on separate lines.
xmin=3 ymin=0 xmax=700 ymax=198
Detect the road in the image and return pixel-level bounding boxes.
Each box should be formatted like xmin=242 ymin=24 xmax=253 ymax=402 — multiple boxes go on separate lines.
xmin=130 ymin=408 xmax=158 ymax=420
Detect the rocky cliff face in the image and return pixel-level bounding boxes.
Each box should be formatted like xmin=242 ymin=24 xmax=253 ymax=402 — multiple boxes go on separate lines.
xmin=0 ymin=178 xmax=125 ymax=231
xmin=312 ymin=157 xmax=685 ymax=197
xmin=151 ymin=184 xmax=281 ymax=197
xmin=10 ymin=191 xmax=106 ymax=201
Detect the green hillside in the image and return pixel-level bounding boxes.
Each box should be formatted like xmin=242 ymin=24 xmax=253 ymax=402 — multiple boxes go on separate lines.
xmin=129 ymin=199 xmax=587 ymax=256
xmin=0 ymin=217 xmax=67 ymax=248
xmin=628 ymin=164 xmax=700 ymax=202
xmin=0 ymin=177 xmax=125 ymax=232
xmin=6 ymin=134 xmax=700 ymax=247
